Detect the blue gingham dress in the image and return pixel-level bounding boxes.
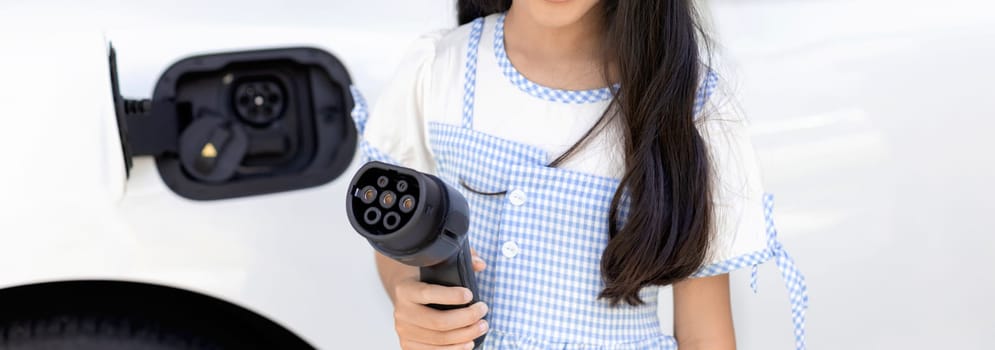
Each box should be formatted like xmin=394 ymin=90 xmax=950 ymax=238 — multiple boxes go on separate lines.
xmin=352 ymin=14 xmax=808 ymax=350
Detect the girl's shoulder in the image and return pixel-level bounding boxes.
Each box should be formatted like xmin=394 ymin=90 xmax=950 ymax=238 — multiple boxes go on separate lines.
xmin=402 ymin=15 xmax=491 ymax=75
xmin=396 ymin=15 xmax=500 ymax=120
xmin=432 ymin=18 xmax=480 ymax=55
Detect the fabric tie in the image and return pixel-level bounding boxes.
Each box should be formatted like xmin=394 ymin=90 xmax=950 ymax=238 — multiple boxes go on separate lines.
xmin=755 ymin=194 xmax=809 ymax=350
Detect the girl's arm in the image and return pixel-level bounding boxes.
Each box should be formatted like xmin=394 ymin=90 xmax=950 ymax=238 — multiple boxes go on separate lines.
xmin=673 ymin=273 xmax=736 ymax=350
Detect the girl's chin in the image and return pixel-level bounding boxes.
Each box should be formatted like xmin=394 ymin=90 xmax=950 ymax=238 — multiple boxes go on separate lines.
xmin=521 ymin=0 xmax=600 ymax=27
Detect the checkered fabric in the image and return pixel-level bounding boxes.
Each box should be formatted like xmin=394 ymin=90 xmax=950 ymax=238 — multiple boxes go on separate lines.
xmin=429 ymin=121 xmax=670 ymax=349
xmin=695 ymin=69 xmax=719 ymax=116
xmin=762 ymin=194 xmax=809 ymax=350
xmin=348 ymin=13 xmax=807 ymax=350
xmin=462 ymin=18 xmax=486 ymax=128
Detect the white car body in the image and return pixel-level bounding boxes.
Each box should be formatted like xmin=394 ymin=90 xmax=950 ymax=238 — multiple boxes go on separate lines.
xmin=0 ymin=0 xmax=992 ymax=349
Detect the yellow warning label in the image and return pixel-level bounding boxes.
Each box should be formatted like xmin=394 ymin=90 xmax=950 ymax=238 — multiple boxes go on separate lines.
xmin=201 ymin=143 xmax=218 ymax=158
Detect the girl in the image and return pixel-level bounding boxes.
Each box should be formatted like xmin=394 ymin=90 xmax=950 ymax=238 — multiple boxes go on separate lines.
xmin=351 ymin=0 xmax=807 ymax=349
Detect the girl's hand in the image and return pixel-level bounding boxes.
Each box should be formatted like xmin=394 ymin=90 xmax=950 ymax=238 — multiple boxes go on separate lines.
xmin=391 ymin=249 xmax=488 ymax=350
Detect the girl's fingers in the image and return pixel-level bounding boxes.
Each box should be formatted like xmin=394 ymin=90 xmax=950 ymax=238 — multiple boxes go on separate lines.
xmin=470 ymin=247 xmax=486 ymax=272
xmin=399 ymin=340 xmax=476 ymax=350
xmin=471 ymin=256 xmax=486 ymax=272
xmin=397 ymin=280 xmax=473 ymax=306
xmin=398 ymin=319 xmax=488 ymax=346
xmin=396 ymin=302 xmax=489 ymax=331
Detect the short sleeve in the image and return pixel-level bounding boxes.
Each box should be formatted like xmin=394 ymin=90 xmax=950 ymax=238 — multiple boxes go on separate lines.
xmin=693 ymin=80 xmax=771 ymax=276
xmin=690 ymin=73 xmax=810 ymax=349
xmin=351 ymin=33 xmax=443 ymax=174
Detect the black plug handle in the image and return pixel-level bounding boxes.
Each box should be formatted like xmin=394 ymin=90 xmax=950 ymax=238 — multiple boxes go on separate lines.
xmin=420 ymin=239 xmax=486 ymax=348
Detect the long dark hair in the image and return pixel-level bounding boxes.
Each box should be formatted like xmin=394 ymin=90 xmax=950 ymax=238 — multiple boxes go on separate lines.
xmin=458 ymin=0 xmax=713 ymax=306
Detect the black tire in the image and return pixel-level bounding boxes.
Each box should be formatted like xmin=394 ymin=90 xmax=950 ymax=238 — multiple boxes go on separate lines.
xmin=0 ymin=281 xmax=314 ymax=350
xmin=1 ymin=314 xmax=223 ymax=350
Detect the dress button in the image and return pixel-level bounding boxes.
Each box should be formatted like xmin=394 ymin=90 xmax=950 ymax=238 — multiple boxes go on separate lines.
xmin=508 ymin=189 xmax=527 ymax=206
xmin=501 ymin=241 xmax=520 ymax=258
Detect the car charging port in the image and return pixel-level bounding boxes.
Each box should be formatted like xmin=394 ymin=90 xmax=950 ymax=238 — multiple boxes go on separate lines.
xmin=233 ymin=79 xmax=286 ymax=126
xmin=112 ymin=47 xmax=357 ymax=200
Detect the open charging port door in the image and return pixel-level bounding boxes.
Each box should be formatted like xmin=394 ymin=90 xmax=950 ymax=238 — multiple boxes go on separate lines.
xmin=111 ymin=46 xmax=357 ymax=200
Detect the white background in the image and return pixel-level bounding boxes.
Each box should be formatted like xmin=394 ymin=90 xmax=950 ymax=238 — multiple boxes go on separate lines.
xmin=1 ymin=0 xmax=994 ymax=349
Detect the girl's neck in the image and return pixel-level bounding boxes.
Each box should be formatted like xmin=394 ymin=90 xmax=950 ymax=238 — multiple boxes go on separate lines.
xmin=504 ymin=5 xmax=612 ymax=90
xmin=503 ymin=5 xmax=606 ymax=78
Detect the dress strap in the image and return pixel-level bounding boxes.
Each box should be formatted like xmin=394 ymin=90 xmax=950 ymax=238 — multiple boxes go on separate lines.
xmin=755 ymin=194 xmax=810 ymax=350
xmin=460 ymin=17 xmax=485 ymax=129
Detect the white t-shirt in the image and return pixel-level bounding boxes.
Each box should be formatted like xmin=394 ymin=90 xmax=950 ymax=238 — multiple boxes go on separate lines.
xmin=359 ymin=14 xmax=769 ymax=270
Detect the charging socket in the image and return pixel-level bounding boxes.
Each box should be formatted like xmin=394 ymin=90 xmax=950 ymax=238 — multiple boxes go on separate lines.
xmin=111 ymin=46 xmax=357 ymax=200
